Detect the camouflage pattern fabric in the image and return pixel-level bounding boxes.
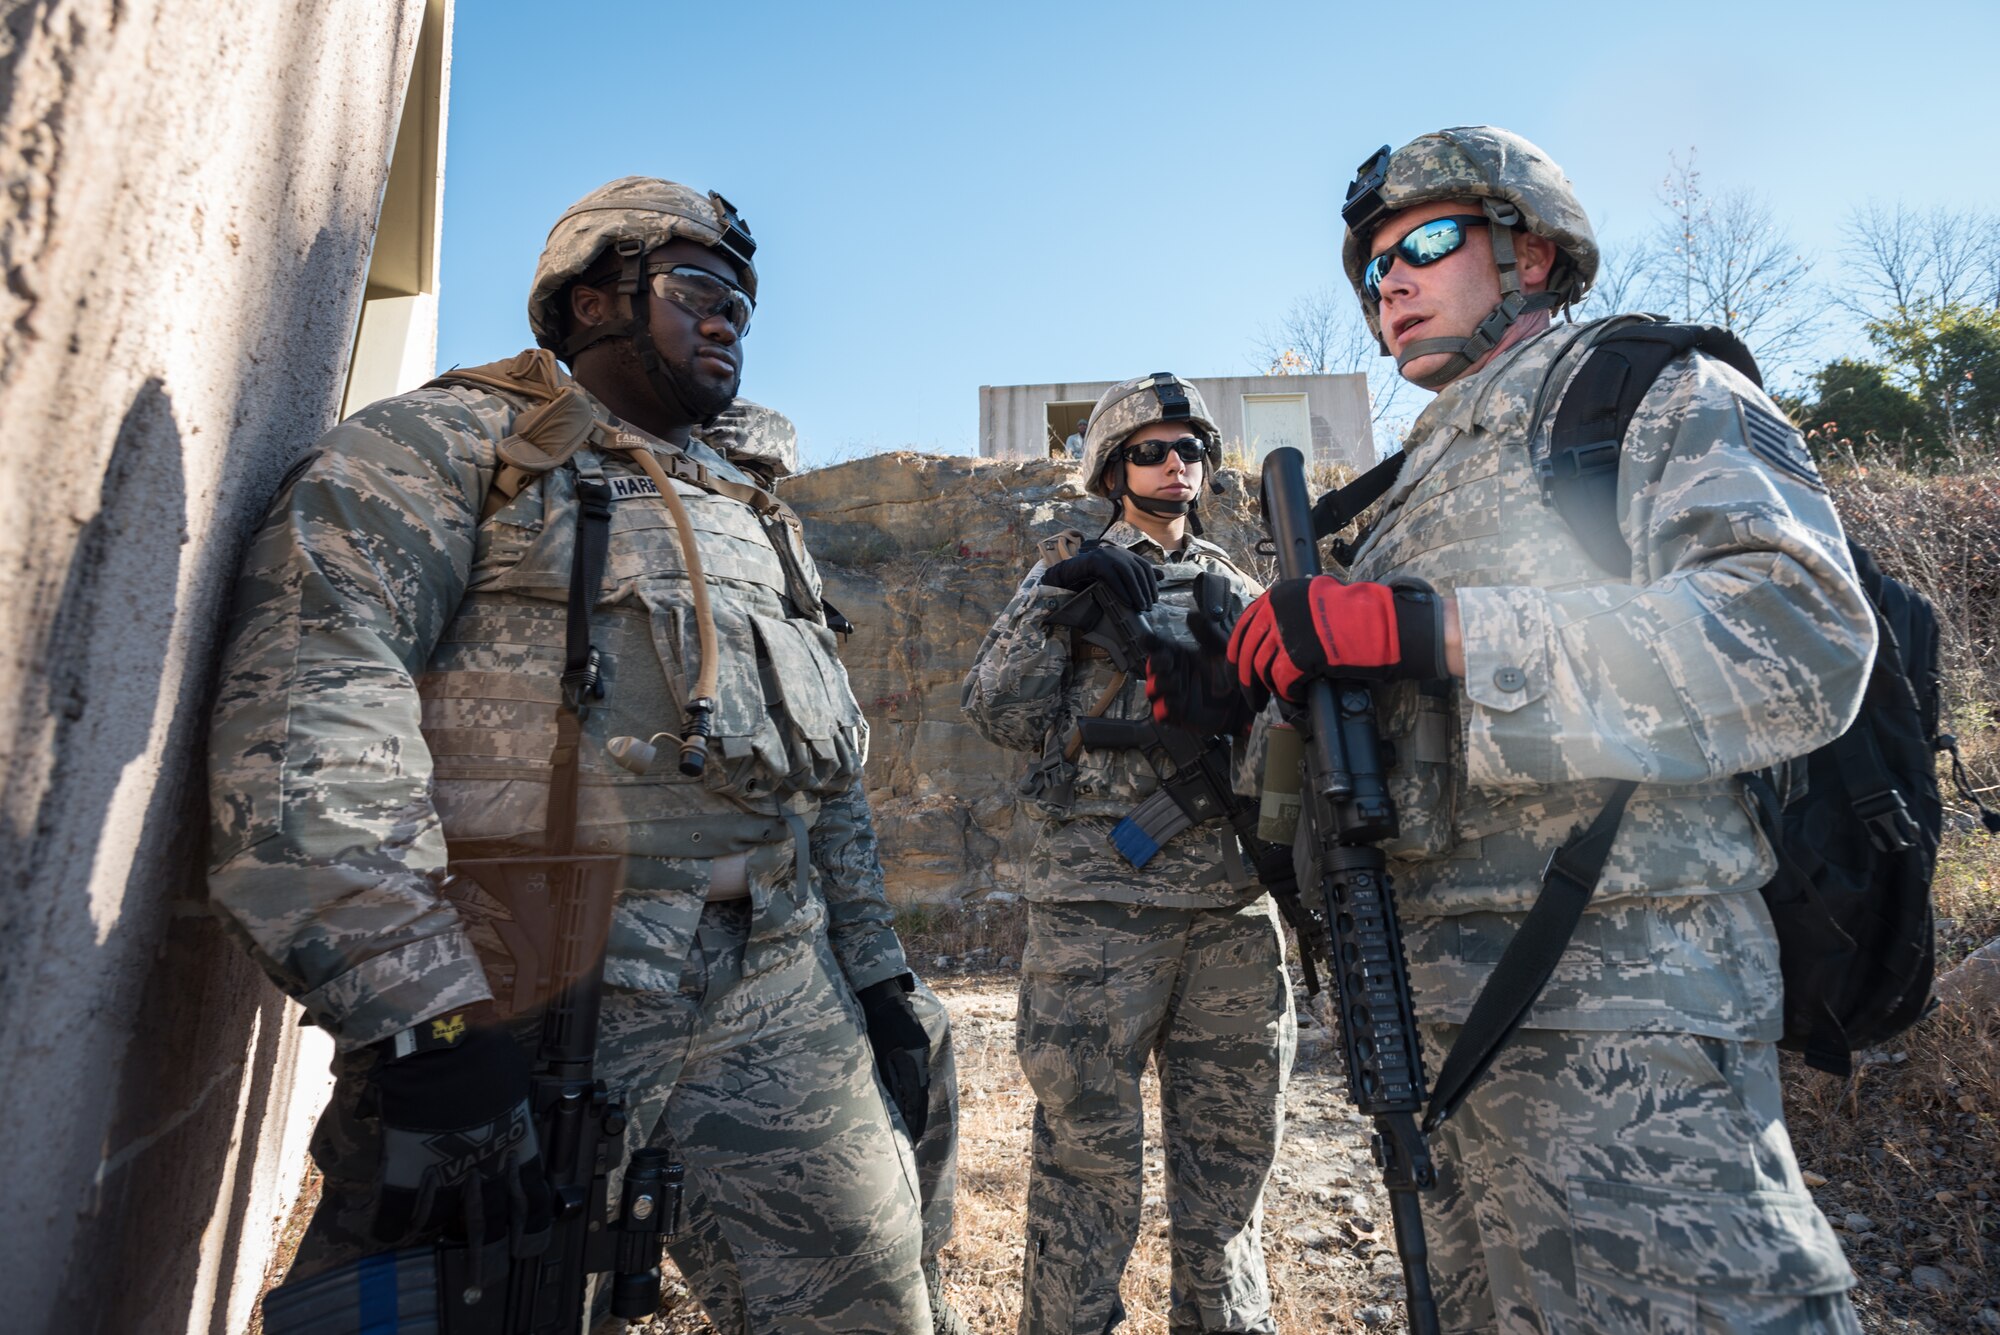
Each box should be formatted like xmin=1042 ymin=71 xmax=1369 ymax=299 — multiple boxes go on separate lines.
xmin=528 ymin=176 xmax=756 ymax=348
xmin=1336 ymin=313 xmax=1871 ymax=1323
xmin=1344 ymin=315 xmax=1874 ymax=1037
xmin=960 ymin=519 xmax=1266 ymax=909
xmin=207 ymin=371 xmax=903 ymax=1047
xmin=707 ymin=397 xmax=799 ymax=487
xmin=1016 ymin=899 xmax=1296 ymax=1335
xmin=1418 ymin=1023 xmax=1859 ymax=1334
xmin=206 ymin=366 xmax=943 ymax=1329
xmin=297 ymin=897 xmax=933 ymax=1335
xmin=1340 ymin=126 xmax=1599 ymax=339
xmin=649 ymin=970 xmax=959 ymax=1260
xmin=1077 ymin=374 xmax=1222 ymax=499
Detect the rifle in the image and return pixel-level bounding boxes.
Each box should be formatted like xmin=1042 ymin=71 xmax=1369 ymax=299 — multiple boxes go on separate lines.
xmin=1044 ymin=576 xmax=1324 ymax=997
xmin=1258 ymin=446 xmax=1439 ymax=1335
xmin=261 ymin=853 xmax=676 ymax=1335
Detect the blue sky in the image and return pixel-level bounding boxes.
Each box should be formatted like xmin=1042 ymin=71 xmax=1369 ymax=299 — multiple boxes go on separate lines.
xmin=437 ymin=0 xmax=2000 ymax=467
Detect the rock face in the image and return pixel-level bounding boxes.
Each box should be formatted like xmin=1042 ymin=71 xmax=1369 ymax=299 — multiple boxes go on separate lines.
xmin=780 ymin=452 xmax=1271 ymax=905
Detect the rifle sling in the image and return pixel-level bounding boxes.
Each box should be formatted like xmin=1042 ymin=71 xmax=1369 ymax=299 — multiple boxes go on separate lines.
xmin=1423 ymin=779 xmax=1636 ymax=1132
xmin=546 ymin=477 xmax=613 ymax=857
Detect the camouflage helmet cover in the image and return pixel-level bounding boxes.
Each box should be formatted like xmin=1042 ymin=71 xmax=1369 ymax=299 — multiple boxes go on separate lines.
xmin=704 ymin=398 xmax=798 ymax=481
xmin=528 ymin=176 xmax=758 ymax=352
xmin=1339 ymin=126 xmax=1599 ymax=340
xmin=1080 ymin=373 xmax=1222 ymax=500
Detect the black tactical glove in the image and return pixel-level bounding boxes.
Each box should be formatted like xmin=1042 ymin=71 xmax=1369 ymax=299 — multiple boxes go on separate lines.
xmin=856 ymin=975 xmax=931 ymax=1142
xmin=1142 ymin=607 xmax=1256 ymax=738
xmin=370 ymin=1010 xmax=553 ymax=1250
xmin=1038 ymin=541 xmax=1160 ymax=612
xmin=1253 ymin=839 xmax=1300 ymax=899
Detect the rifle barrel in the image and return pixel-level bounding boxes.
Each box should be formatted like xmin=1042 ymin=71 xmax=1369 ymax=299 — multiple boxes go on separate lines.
xmin=1258 ymin=447 xmax=1440 ymax=1335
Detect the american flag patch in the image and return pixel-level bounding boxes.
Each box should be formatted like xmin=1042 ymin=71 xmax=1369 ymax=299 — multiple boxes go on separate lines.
xmin=1739 ymin=399 xmax=1824 ymax=490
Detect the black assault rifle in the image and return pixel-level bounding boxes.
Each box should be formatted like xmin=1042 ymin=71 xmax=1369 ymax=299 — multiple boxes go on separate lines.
xmin=1259 ymin=446 xmax=1440 ymax=1335
xmin=261 ymin=854 xmax=674 ymax=1335
xmin=1045 ymin=577 xmax=1323 ymax=997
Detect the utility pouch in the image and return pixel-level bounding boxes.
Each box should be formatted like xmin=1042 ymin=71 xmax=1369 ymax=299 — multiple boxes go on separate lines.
xmin=442 ymin=855 xmax=624 ymax=1021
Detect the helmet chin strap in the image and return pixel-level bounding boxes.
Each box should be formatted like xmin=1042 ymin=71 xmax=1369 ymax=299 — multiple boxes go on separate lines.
xmin=1389 ymin=200 xmax=1562 ymax=390
xmin=1103 ymin=482 xmax=1210 ymax=538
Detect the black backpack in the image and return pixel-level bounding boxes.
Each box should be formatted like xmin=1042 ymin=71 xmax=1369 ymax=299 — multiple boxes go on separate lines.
xmin=1528 ymin=320 xmax=1995 ymax=1079
xmin=1321 ymin=321 xmax=2000 ymax=1124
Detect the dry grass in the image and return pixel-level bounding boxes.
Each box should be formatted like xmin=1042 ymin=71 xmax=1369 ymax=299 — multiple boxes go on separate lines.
xmin=896 ymin=903 xmax=1028 ymax=974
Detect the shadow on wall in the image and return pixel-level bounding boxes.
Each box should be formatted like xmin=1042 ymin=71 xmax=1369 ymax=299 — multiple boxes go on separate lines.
xmin=12 ymin=222 xmax=372 ymax=1335
xmin=5 ymin=378 xmax=290 ymax=1334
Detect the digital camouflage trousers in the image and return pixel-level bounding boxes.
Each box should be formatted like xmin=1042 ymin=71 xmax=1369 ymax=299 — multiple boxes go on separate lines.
xmin=294 ymin=897 xmax=955 ymax=1335
xmin=1421 ymin=1023 xmax=1860 ymax=1335
xmin=1017 ymin=897 xmax=1297 ymax=1335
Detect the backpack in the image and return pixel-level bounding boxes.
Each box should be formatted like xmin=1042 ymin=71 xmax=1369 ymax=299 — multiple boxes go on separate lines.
xmin=1323 ymin=322 xmax=1999 ymax=1124
xmin=1530 ymin=320 xmax=1995 ymax=1079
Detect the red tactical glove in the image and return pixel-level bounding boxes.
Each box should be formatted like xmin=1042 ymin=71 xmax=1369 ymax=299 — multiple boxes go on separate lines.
xmin=1228 ymin=576 xmax=1447 ymax=704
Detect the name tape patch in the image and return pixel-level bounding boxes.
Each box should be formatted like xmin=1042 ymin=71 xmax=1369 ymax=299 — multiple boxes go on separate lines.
xmin=608 ymin=474 xmax=661 ymax=501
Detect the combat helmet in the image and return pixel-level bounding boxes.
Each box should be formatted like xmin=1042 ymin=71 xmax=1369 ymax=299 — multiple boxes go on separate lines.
xmin=527 ymin=177 xmax=758 ymax=410
xmin=705 ymin=398 xmax=798 ymax=489
xmin=1339 ymin=126 xmax=1598 ymax=389
xmin=1081 ymin=372 xmax=1224 ymax=533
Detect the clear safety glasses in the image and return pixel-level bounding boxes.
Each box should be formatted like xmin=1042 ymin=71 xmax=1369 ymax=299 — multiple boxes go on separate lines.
xmin=1361 ymin=215 xmax=1490 ymax=300
xmin=647 ymin=264 xmax=754 ymax=336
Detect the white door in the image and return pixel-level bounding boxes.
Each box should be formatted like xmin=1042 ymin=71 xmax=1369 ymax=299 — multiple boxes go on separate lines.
xmin=1241 ymin=393 xmax=1311 ymax=465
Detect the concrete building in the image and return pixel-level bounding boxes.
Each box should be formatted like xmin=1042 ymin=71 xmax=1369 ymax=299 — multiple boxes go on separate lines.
xmin=979 ymin=372 xmax=1373 ymax=470
xmin=0 ymin=2 xmax=451 ymax=1331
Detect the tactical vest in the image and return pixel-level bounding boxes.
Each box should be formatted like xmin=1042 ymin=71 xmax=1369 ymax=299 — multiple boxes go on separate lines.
xmin=1027 ymin=536 xmax=1255 ymax=821
xmin=416 ymin=391 xmax=868 ymax=862
xmin=1347 ymin=327 xmax=1767 ymax=916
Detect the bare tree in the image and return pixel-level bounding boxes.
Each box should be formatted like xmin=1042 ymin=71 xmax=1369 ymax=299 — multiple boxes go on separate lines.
xmin=1574 ymin=240 xmax=1660 ymax=318
xmin=1250 ymin=284 xmax=1410 ymax=435
xmin=1650 ymin=150 xmax=1824 ymax=373
xmin=1842 ymin=201 xmax=2000 ymax=316
xmin=1251 ymin=286 xmax=1374 ymax=376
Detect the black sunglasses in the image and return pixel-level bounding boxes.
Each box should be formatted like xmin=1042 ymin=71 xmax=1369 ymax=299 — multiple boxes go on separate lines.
xmin=1361 ymin=215 xmax=1489 ymax=300
xmin=1120 ymin=436 xmax=1208 ymax=467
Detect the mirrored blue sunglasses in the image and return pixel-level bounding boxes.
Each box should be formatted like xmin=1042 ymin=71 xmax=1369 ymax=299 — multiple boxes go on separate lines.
xmin=1361 ymin=215 xmax=1489 ymax=301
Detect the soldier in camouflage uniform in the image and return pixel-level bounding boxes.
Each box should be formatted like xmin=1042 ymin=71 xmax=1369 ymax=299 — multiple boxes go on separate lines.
xmin=207 ymin=176 xmax=963 ymax=1334
xmin=961 ymin=375 xmax=1298 ymax=1335
xmin=1190 ymin=128 xmax=1869 ymax=1331
xmin=706 ymin=397 xmax=798 ymax=492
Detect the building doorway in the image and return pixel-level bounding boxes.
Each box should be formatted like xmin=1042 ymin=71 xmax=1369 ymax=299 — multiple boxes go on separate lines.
xmin=1044 ymin=400 xmax=1095 ymax=458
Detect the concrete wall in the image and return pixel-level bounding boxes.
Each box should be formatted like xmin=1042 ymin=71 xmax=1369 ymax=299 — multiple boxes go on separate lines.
xmin=0 ymin=2 xmax=443 ymax=1330
xmin=978 ymin=372 xmax=1374 ymax=470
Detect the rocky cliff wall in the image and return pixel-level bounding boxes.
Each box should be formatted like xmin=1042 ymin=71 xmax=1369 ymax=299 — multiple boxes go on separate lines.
xmin=781 ymin=452 xmax=1271 ymax=906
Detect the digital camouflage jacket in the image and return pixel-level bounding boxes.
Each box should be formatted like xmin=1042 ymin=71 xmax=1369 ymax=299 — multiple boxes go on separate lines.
xmin=1348 ymin=316 xmax=1875 ymax=1038
xmin=207 ymin=366 xmax=907 ymax=1052
xmin=961 ymin=519 xmax=1267 ymax=909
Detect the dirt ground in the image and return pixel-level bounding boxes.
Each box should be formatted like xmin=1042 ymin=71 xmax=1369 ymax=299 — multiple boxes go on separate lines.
xmin=642 ymin=964 xmax=1999 ymax=1334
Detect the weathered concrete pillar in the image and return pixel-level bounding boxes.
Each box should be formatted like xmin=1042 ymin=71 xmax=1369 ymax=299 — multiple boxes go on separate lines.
xmin=0 ymin=2 xmax=441 ymax=1330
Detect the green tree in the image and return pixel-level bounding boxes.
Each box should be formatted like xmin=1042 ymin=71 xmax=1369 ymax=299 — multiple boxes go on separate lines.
xmin=1868 ymin=304 xmax=2000 ymax=453
xmin=1800 ymin=304 xmax=2000 ymax=463
xmin=1799 ymin=357 xmax=1934 ymax=460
